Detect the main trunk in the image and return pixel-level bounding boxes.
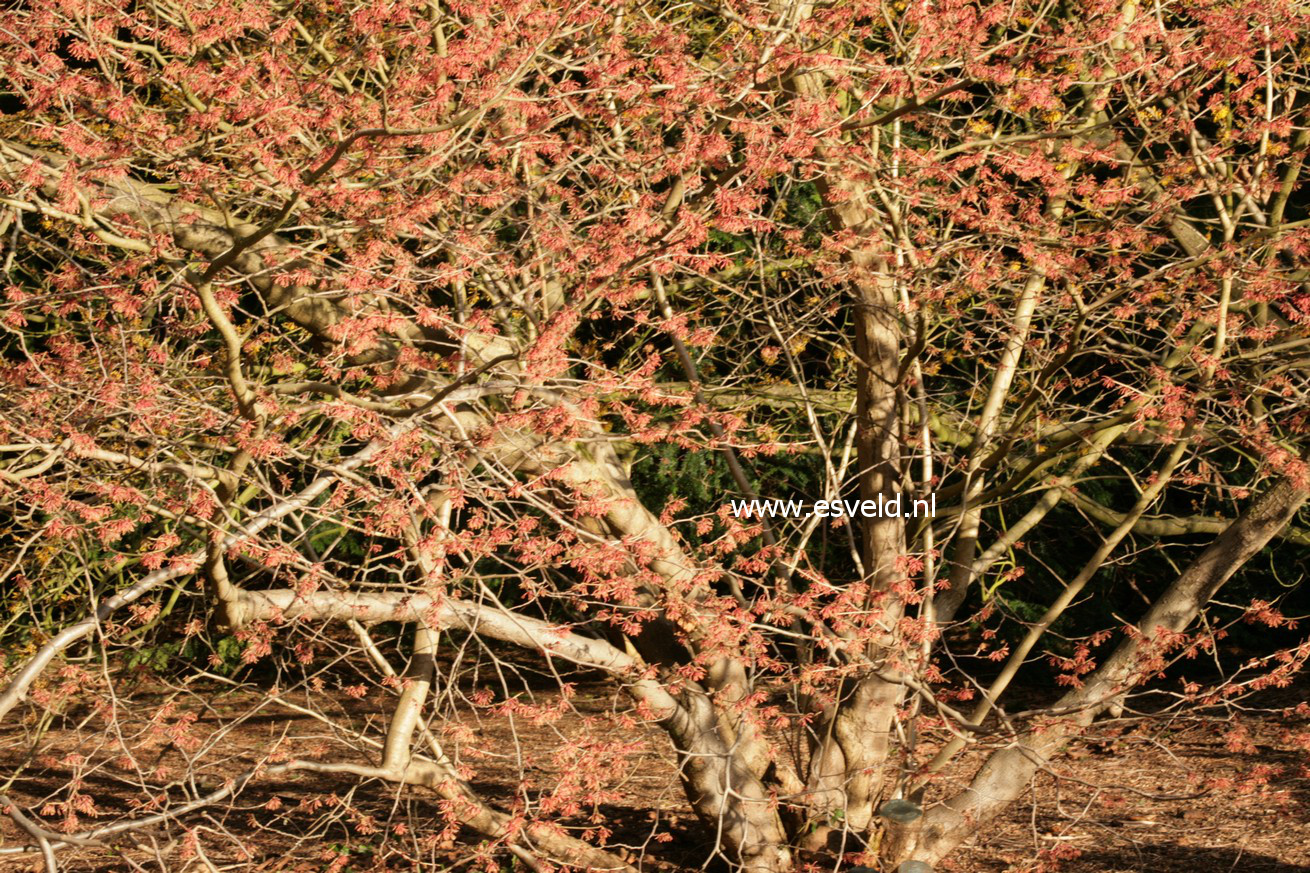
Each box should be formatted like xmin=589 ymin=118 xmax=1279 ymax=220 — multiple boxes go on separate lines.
xmin=803 ymin=189 xmax=910 ymax=842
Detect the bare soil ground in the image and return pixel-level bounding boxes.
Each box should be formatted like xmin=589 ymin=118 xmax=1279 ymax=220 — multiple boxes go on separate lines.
xmin=0 ymin=663 xmax=1306 ymax=873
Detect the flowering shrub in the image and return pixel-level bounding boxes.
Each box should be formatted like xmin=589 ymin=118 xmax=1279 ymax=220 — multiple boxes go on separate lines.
xmin=1 ymin=0 xmax=1308 ymax=870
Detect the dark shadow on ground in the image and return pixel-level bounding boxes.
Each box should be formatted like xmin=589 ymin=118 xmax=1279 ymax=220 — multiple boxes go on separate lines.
xmin=1071 ymin=843 xmax=1310 ymax=872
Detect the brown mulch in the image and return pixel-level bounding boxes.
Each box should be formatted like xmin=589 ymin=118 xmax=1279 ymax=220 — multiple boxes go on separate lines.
xmin=0 ymin=664 xmax=1307 ymax=873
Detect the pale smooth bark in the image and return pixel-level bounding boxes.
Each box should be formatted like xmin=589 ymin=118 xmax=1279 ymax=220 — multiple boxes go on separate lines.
xmin=896 ymin=467 xmax=1310 ymax=866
